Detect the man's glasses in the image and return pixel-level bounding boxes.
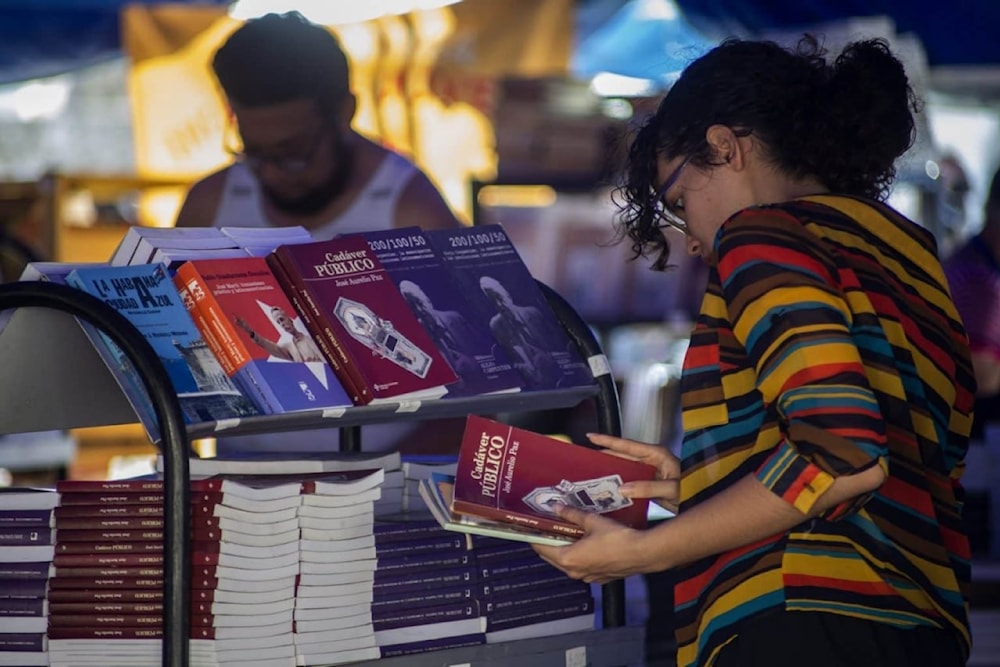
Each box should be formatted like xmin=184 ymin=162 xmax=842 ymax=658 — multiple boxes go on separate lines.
xmin=650 ymin=156 xmax=690 ymax=234
xmin=224 ymin=125 xmax=328 ymax=174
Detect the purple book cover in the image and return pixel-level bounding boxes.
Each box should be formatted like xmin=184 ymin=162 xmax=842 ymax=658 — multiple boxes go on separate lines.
xmin=479 ymin=557 xmax=559 ymax=581
xmin=379 ymin=632 xmax=485 ymax=658
xmin=0 ymin=527 xmax=54 ymax=546
xmin=351 ymin=226 xmax=524 ymax=397
xmin=0 ymin=633 xmax=45 ymax=652
xmin=374 ymin=565 xmax=477 ymax=595
xmin=485 ymin=596 xmax=594 ymax=631
xmin=426 ymin=224 xmax=593 ymax=390
xmin=0 ymin=510 xmax=53 ymax=528
xmin=0 ymin=561 xmax=51 ymax=580
xmin=372 ymin=598 xmax=482 ymax=631
xmin=174 ymin=257 xmax=352 ymax=414
xmin=0 ymin=578 xmax=48 ymax=599
xmin=0 ymin=597 xmax=46 ymax=617
xmin=269 ymin=236 xmax=459 ymax=404
xmin=371 ymin=583 xmax=476 ymax=612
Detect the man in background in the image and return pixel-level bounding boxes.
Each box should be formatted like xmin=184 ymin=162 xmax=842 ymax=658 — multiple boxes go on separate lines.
xmin=175 ymin=11 xmax=460 ymax=236
xmin=175 ymin=11 xmax=463 ymax=456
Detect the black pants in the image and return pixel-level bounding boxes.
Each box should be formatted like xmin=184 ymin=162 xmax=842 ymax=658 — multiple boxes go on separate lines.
xmin=714 ymin=611 xmax=966 ymax=667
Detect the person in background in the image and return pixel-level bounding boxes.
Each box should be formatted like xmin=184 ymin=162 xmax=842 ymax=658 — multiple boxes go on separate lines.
xmin=944 ymin=165 xmax=1000 ymax=441
xmin=175 ymin=10 xmax=460 ymax=236
xmin=175 ymin=11 xmax=463 ymax=456
xmin=534 ymin=36 xmax=974 ymax=667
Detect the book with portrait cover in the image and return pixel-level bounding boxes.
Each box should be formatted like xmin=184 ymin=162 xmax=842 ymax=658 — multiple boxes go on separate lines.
xmin=173 ymin=256 xmax=353 ymax=415
xmin=425 ymin=224 xmax=594 ymax=390
xmin=449 ymin=415 xmax=655 ymax=539
xmin=64 ymin=263 xmax=259 ymax=438
xmin=347 ymin=226 xmax=523 ymax=398
xmin=267 ymin=236 xmax=459 ymax=404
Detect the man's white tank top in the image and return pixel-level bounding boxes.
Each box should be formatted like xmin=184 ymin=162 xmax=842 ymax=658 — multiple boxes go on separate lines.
xmin=210 ymin=152 xmax=420 ymax=455
xmin=211 ymin=152 xmax=418 ymax=239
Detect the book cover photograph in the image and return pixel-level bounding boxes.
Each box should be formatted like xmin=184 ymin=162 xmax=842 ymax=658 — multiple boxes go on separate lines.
xmin=350 ymin=226 xmax=524 ymax=398
xmin=426 ymin=224 xmax=594 ymax=391
xmin=64 ymin=262 xmax=258 ymax=432
xmin=450 ymin=415 xmax=656 ymax=539
xmin=174 ymin=256 xmax=353 ymax=415
xmin=268 ymin=236 xmax=459 ymax=404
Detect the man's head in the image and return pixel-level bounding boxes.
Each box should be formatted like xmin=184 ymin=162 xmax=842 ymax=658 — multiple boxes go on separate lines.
xmin=399 ymin=280 xmax=433 ymax=317
xmin=479 ymin=276 xmax=514 ymax=314
xmin=270 ymin=306 xmax=296 ymax=333
xmin=213 ymin=12 xmax=356 ymax=215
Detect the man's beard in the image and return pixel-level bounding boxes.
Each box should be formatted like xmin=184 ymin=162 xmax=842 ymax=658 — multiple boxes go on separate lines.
xmin=262 ymin=137 xmax=355 ymax=216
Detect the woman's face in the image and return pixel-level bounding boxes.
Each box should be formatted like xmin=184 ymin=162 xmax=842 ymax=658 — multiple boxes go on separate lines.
xmin=654 ymin=154 xmax=734 ymax=260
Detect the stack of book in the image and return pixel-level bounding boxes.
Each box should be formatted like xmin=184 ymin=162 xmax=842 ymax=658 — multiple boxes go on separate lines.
xmin=399 ymin=455 xmax=458 ymax=514
xmin=187 ymin=476 xmax=303 ymax=667
xmin=371 ymin=520 xmax=487 ymax=658
xmin=110 ymin=225 xmax=313 ymax=268
xmin=473 ymin=539 xmax=594 ymax=643
xmin=47 ymin=479 xmax=169 ymax=666
xmin=0 ymin=488 xmax=58 ymax=667
xmin=373 ymin=467 xmax=405 ymax=517
xmin=292 ymin=470 xmax=385 ymax=666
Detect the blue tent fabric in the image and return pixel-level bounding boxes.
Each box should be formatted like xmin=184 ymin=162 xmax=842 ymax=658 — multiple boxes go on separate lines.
xmin=0 ymin=1 xmax=231 ymax=84
xmin=671 ymin=0 xmax=1000 ymax=68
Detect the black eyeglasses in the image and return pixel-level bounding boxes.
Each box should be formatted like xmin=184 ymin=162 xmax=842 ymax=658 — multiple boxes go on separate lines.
xmin=224 ymin=124 xmax=329 ymax=174
xmin=650 ymin=156 xmax=690 ymax=234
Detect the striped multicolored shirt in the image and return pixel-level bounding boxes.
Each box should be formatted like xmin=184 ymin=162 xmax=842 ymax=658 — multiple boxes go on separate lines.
xmin=674 ymin=195 xmax=975 ymax=667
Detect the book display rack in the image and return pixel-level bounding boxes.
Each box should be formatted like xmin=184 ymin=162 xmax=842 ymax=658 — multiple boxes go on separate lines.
xmin=0 ymin=280 xmax=642 ymax=667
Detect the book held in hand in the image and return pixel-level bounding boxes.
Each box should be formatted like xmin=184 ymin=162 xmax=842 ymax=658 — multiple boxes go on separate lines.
xmin=447 ymin=415 xmax=656 ymax=540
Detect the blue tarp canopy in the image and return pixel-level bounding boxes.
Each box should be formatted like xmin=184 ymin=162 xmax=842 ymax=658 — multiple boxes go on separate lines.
xmin=0 ymin=0 xmax=230 ymax=84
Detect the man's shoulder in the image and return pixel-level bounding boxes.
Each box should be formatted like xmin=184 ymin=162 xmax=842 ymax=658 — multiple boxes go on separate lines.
xmin=175 ymin=166 xmax=236 ymax=228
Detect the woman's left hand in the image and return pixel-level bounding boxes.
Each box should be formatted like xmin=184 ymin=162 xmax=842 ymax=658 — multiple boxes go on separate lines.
xmin=532 ymin=504 xmax=654 ymax=584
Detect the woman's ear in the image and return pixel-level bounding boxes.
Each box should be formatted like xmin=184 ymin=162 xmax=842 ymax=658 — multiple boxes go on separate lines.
xmin=705 ymin=125 xmax=745 ymax=169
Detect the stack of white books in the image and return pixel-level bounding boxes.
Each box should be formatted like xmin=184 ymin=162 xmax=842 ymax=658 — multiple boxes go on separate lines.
xmin=292 ymin=470 xmax=385 ymax=667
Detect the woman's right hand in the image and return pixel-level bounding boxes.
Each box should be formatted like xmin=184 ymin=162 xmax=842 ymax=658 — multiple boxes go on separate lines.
xmin=586 ymin=433 xmax=681 ymax=514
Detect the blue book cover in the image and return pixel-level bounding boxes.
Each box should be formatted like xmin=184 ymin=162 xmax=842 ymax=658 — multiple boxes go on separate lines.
xmin=426 ymin=224 xmax=594 ymax=390
xmin=349 ymin=227 xmax=524 ymax=398
xmin=65 ymin=263 xmax=259 ymax=437
xmin=174 ymin=257 xmax=353 ymax=415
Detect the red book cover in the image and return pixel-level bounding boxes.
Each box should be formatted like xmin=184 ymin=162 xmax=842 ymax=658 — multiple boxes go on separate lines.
xmin=451 ymin=415 xmax=656 ymax=538
xmin=174 ymin=257 xmax=353 ymax=413
xmin=268 ymin=236 xmax=458 ymax=404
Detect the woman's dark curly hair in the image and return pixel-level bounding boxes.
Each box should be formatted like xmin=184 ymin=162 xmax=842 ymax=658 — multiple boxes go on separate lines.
xmin=613 ymin=35 xmax=920 ymax=270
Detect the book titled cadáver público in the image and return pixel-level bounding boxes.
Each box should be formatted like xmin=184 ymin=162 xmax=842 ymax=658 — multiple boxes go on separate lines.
xmin=450 ymin=415 xmax=656 ymax=539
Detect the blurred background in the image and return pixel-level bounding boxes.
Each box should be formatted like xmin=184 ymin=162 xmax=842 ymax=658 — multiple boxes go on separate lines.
xmin=0 ymin=3 xmax=998 ymax=660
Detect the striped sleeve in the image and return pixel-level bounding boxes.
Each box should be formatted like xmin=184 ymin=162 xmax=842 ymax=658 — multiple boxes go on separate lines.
xmin=715 ymin=209 xmax=888 ymax=517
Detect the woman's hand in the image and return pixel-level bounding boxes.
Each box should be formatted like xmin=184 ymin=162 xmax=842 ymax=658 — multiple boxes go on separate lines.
xmin=587 ymin=433 xmax=681 ymax=513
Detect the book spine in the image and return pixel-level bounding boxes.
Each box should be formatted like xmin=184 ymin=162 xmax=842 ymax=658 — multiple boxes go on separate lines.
xmin=373 ymin=521 xmax=451 ymax=544
xmin=54 ymin=504 xmax=164 ymax=518
xmin=55 ymin=528 xmax=164 ymax=542
xmin=0 ymin=527 xmax=54 ymax=545
xmin=56 ymin=480 xmax=166 ymax=493
xmin=0 ymin=633 xmax=45 ymax=652
xmin=268 ymin=249 xmax=366 ymax=403
xmin=53 ymin=516 xmax=168 ymax=531
xmin=55 ymin=541 xmax=164 ymax=555
xmin=480 ymin=570 xmax=577 ymax=598
xmin=373 ymin=565 xmax=476 ymax=594
xmin=46 ymin=588 xmax=164 ymax=604
xmin=374 ymin=552 xmax=473 ymax=577
xmin=0 ymin=561 xmax=51 ymax=579
xmin=53 ymin=552 xmax=164 ymax=568
xmin=0 ymin=597 xmax=46 ymax=616
xmin=0 ymin=578 xmax=48 ymax=599
xmin=451 ymin=496 xmax=585 ymax=539
xmin=379 ymin=633 xmax=485 ymax=658
xmin=46 ymin=626 xmax=166 ymax=640
xmin=484 ymin=586 xmax=592 ymax=614
xmin=478 ymin=557 xmax=556 ymax=580
xmin=55 ymin=492 xmax=164 ymax=506
xmin=374 ymin=534 xmax=466 ymax=558
xmin=485 ymin=596 xmax=594 ymax=632
xmin=371 ymin=584 xmax=476 ymax=612
xmin=372 ymin=599 xmax=482 ymax=631
xmin=47 ymin=613 xmax=168 ymax=628
xmin=0 ymin=510 xmax=53 ymax=527
xmin=48 ymin=576 xmax=165 ymax=590
xmin=48 ymin=601 xmax=164 ymax=615
xmin=53 ymin=566 xmax=165 ymax=579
